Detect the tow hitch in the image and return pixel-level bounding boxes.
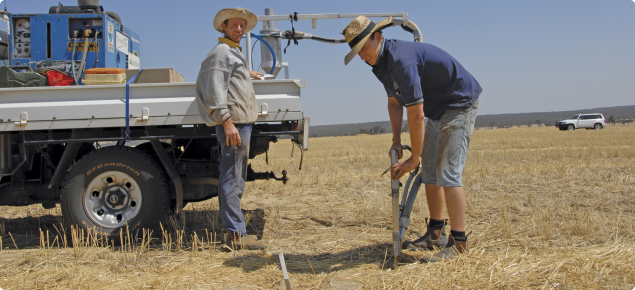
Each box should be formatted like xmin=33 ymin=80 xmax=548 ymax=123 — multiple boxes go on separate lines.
xmin=247 ymin=165 xmax=289 ymax=184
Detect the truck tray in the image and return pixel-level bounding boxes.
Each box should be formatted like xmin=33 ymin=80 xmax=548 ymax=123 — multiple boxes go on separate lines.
xmin=0 ymin=79 xmax=305 ymax=131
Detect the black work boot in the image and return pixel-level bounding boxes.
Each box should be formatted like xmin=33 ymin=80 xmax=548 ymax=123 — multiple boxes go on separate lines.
xmin=402 ymin=222 xmax=448 ymax=250
xmin=420 ymin=234 xmax=469 ymax=263
xmin=222 ymin=229 xmax=267 ymax=250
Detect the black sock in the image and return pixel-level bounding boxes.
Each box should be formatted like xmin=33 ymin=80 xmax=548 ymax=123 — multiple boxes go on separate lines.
xmin=429 ymin=218 xmax=445 ymax=229
xmin=450 ymin=230 xmax=467 ymax=242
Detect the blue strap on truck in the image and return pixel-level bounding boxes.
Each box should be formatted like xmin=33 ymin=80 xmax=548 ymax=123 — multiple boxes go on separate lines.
xmin=125 ymin=69 xmax=143 ymax=141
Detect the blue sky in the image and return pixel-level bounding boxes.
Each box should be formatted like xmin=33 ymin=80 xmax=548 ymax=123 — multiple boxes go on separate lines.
xmin=6 ymin=0 xmax=635 ymax=125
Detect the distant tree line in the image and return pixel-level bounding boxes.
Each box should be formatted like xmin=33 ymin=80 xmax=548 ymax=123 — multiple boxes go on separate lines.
xmin=474 ymin=105 xmax=635 ymax=128
xmin=359 ymin=126 xmax=387 ymax=135
xmin=608 ymin=115 xmax=634 ymax=126
xmin=485 ymin=120 xmax=552 ymax=129
xmin=310 ymin=107 xmax=635 ymax=137
xmin=351 ymin=116 xmax=631 ymax=136
xmin=402 ymin=124 xmax=409 ymax=133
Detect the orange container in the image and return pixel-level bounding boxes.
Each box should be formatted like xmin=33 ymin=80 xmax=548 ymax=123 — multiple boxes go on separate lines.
xmin=46 ymin=70 xmax=74 ymax=86
xmin=84 ymin=68 xmax=126 ymax=75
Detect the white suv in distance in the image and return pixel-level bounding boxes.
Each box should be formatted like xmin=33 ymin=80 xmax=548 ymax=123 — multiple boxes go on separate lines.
xmin=555 ymin=113 xmax=607 ymax=131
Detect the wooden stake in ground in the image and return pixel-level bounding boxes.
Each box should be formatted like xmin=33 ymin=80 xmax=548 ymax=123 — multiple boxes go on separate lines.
xmin=279 ymin=252 xmax=291 ymax=290
xmin=9 ymin=232 xmax=18 ymax=250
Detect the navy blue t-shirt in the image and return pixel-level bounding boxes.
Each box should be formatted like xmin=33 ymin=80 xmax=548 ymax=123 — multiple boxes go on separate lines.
xmin=372 ymin=39 xmax=482 ymax=120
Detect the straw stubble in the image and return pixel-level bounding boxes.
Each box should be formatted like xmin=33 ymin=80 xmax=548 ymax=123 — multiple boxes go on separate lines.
xmin=0 ymin=125 xmax=633 ymax=288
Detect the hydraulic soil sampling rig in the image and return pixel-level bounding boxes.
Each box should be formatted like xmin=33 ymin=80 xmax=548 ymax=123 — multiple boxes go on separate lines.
xmin=0 ymin=1 xmax=423 ymax=254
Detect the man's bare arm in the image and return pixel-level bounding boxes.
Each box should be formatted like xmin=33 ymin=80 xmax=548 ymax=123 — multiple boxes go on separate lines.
xmin=406 ymin=103 xmax=425 ymax=161
xmin=388 ymin=97 xmax=404 ymax=159
xmin=391 ymin=102 xmax=425 ymax=180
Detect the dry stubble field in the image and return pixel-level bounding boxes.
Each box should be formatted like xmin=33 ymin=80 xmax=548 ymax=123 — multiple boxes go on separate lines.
xmin=0 ymin=124 xmax=634 ymax=289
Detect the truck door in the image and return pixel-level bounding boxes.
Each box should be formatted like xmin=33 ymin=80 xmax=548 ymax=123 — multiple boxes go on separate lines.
xmin=579 ymin=115 xmax=592 ymax=128
xmin=571 ymin=116 xmax=579 ymax=128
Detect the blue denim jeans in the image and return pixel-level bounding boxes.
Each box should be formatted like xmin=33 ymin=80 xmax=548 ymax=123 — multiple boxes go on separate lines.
xmin=420 ymin=99 xmax=479 ymax=187
xmin=215 ymin=123 xmax=252 ymax=235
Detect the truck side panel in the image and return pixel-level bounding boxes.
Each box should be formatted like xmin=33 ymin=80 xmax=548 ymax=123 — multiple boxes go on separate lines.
xmin=0 ymin=80 xmax=305 ymax=131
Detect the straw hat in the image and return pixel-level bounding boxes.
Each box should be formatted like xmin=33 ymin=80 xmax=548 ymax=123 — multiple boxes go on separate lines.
xmin=342 ymin=15 xmax=393 ymax=65
xmin=213 ymin=8 xmax=257 ymax=33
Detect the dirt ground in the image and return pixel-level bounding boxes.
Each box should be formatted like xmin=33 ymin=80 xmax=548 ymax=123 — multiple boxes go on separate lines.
xmin=1 ymin=124 xmax=634 ymax=289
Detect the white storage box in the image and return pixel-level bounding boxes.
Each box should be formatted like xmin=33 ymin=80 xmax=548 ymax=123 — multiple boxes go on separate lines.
xmin=83 ymin=73 xmax=127 ymax=85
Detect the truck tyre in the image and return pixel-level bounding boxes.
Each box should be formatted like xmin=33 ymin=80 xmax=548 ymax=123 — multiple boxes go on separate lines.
xmin=60 ymin=146 xmax=169 ymax=240
xmin=594 ymin=123 xmax=603 ymax=130
xmin=567 ymin=124 xmax=575 ymax=131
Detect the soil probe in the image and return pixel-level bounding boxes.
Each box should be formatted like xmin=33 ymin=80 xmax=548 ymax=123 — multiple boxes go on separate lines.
xmin=390 ymin=149 xmax=401 ymax=267
xmin=388 ymin=146 xmax=421 ymax=268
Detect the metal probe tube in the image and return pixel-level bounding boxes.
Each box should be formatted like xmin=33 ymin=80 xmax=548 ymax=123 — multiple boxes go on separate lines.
xmin=390 ymin=150 xmax=401 ymax=266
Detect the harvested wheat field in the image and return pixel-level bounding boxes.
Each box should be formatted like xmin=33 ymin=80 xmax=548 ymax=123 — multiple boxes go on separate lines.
xmin=1 ymin=125 xmax=634 ymax=289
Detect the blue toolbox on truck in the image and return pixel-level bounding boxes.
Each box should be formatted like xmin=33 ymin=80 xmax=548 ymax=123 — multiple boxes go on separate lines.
xmin=9 ymin=2 xmax=140 ymax=80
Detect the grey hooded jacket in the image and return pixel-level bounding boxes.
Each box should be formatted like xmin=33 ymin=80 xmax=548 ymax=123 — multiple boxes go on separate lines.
xmin=195 ymin=39 xmax=258 ymax=126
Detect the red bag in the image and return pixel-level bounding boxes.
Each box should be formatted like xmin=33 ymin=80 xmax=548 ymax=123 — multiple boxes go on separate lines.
xmin=46 ymin=70 xmax=74 ymax=86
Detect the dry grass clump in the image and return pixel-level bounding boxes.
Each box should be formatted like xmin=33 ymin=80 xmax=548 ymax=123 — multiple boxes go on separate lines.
xmin=0 ymin=125 xmax=633 ymax=289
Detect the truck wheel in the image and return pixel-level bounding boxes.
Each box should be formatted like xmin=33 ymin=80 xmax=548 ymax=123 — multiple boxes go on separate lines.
xmin=594 ymin=123 xmax=603 ymax=130
xmin=567 ymin=124 xmax=575 ymax=131
xmin=60 ymin=146 xmax=169 ymax=240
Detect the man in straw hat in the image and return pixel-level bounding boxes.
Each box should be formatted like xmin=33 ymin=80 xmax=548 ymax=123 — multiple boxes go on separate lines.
xmin=195 ymin=7 xmax=266 ymax=250
xmin=342 ymin=15 xmax=482 ymax=262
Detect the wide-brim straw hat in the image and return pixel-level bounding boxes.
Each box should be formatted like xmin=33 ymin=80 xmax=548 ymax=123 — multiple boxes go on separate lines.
xmin=343 ymin=15 xmax=393 ymax=65
xmin=213 ymin=8 xmax=257 ymax=33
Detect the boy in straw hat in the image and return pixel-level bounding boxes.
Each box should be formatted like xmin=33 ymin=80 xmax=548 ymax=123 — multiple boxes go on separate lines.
xmin=195 ymin=8 xmax=266 ymax=250
xmin=342 ymin=15 xmax=482 ymax=262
